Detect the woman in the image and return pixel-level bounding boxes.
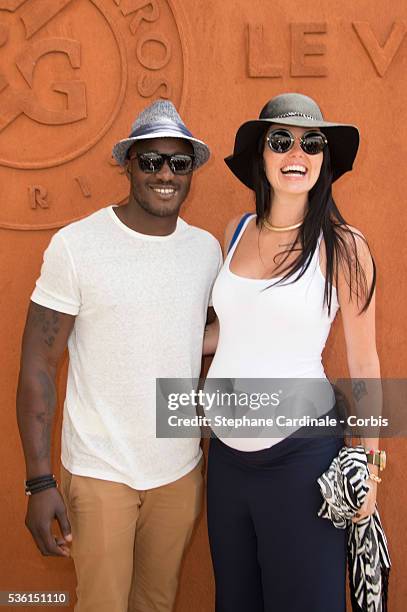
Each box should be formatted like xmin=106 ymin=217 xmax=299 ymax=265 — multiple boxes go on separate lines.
xmin=203 ymin=93 xmax=383 ymax=612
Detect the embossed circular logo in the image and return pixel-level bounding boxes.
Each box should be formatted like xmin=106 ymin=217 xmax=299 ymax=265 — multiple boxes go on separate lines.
xmin=0 ymin=0 xmax=186 ymax=229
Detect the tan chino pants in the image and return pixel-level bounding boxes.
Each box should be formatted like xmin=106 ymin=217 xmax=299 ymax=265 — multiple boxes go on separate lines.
xmin=60 ymin=459 xmax=204 ymax=612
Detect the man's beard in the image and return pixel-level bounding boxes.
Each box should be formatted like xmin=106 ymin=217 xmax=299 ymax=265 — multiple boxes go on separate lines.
xmin=132 ymin=184 xmax=184 ymax=218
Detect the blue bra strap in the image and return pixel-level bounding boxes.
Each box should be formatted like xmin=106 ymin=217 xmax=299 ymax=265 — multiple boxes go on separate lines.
xmin=227 ymin=213 xmax=253 ymax=254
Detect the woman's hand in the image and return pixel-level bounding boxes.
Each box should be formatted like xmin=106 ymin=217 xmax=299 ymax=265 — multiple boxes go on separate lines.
xmin=352 ymin=477 xmax=378 ymax=523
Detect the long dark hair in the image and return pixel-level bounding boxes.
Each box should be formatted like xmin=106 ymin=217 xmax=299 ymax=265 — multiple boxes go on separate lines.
xmin=252 ymin=133 xmax=376 ymax=315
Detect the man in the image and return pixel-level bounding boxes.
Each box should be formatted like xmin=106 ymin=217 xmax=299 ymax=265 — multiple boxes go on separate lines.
xmin=17 ymin=100 xmax=222 ymax=612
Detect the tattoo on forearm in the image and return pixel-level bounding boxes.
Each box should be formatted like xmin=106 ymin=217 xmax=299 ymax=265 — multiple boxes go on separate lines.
xmin=30 ymin=304 xmax=61 ymax=347
xmin=352 ymin=380 xmax=368 ymax=402
xmin=35 ymin=370 xmax=56 ymax=459
xmin=36 ymin=416 xmax=51 ymax=460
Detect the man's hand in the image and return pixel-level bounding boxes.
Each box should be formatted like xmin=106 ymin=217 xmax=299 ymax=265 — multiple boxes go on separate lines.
xmin=203 ymin=307 xmax=219 ymax=356
xmin=17 ymin=303 xmax=76 ymax=556
xmin=25 ymin=488 xmax=72 ymax=557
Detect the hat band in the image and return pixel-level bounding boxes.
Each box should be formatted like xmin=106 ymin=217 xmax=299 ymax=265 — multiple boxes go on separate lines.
xmin=271 ymin=112 xmax=319 ymax=120
xmin=129 ymin=121 xmax=193 ymax=139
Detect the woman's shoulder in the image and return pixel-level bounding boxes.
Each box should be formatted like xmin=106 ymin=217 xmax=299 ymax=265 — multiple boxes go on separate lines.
xmin=334 ymin=224 xmax=372 ymax=266
xmin=223 ymin=213 xmax=253 ymax=253
xmin=335 ymin=223 xmax=367 ymax=242
xmin=321 ymin=223 xmax=369 ymax=254
xmin=319 ymin=223 xmax=374 ymax=286
xmin=329 ymin=224 xmax=375 ymax=292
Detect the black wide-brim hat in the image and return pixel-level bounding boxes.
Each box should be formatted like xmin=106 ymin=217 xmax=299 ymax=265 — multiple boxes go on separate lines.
xmin=225 ymin=93 xmax=360 ymax=188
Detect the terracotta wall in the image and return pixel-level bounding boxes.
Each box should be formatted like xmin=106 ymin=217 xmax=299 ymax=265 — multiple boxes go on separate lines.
xmin=1 ymin=0 xmax=406 ymax=609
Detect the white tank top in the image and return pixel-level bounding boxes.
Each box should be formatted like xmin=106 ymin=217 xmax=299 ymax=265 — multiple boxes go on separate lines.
xmin=206 ymin=214 xmax=340 ymax=451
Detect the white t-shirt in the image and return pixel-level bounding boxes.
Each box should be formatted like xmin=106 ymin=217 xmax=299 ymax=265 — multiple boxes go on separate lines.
xmin=31 ymin=205 xmax=222 ymax=489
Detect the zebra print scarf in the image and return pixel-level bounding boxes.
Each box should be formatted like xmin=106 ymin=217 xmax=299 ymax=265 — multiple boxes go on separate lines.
xmin=317 ymin=445 xmax=391 ymax=612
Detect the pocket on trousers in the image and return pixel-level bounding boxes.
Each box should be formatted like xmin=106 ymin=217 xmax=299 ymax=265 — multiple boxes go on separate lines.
xmin=192 ymin=459 xmax=205 ymax=520
xmin=59 ymin=464 xmax=75 ymax=505
xmin=176 ymin=459 xmax=204 ymax=523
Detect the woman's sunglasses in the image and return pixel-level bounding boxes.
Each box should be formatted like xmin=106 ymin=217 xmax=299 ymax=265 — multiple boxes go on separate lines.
xmin=266 ymin=129 xmax=328 ymax=155
xmin=129 ymin=152 xmax=195 ymax=175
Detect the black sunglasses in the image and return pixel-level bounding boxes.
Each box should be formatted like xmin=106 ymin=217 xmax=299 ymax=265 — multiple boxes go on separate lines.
xmin=266 ymin=129 xmax=328 ymax=155
xmin=129 ymin=152 xmax=195 ymax=175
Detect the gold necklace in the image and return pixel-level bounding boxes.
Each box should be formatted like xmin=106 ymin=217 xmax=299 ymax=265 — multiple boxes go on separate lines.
xmin=262 ymin=218 xmax=303 ymax=232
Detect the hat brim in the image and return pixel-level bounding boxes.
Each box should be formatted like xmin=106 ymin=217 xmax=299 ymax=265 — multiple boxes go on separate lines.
xmin=225 ymin=118 xmax=360 ymax=188
xmin=112 ymin=130 xmax=210 ymax=169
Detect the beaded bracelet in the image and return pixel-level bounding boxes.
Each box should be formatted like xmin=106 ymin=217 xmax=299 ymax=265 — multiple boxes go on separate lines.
xmin=26 ymin=481 xmax=58 ymax=496
xmin=25 ymin=474 xmax=55 ymax=486
xmin=25 ymin=474 xmax=57 ymax=496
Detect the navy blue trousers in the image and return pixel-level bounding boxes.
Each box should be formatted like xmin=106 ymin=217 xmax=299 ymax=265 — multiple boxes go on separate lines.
xmin=207 ymin=435 xmax=347 ymax=612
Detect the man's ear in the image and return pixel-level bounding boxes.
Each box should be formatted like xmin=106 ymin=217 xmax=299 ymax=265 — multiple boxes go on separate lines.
xmin=124 ymin=161 xmax=131 ymax=180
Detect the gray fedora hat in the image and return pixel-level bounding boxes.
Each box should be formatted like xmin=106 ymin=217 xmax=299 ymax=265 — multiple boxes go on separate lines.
xmin=225 ymin=93 xmax=360 ymax=188
xmin=112 ymin=99 xmax=210 ymax=169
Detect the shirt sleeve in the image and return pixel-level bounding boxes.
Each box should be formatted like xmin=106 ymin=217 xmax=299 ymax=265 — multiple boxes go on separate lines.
xmin=208 ymin=241 xmax=223 ymax=308
xmin=31 ymin=231 xmax=81 ymax=315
